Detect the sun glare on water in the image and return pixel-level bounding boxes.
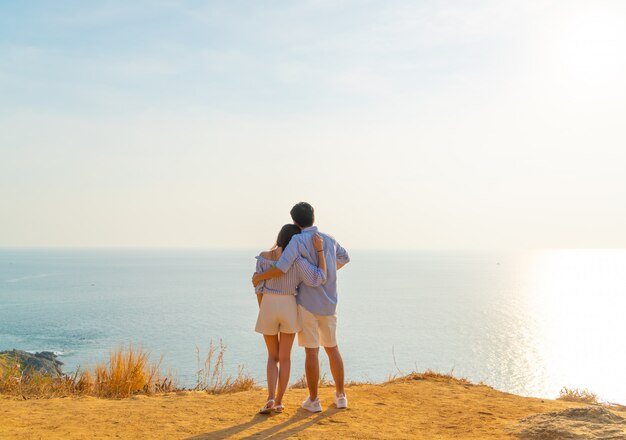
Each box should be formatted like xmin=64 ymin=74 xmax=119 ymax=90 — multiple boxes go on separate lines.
xmin=527 ymin=249 xmax=626 ymax=403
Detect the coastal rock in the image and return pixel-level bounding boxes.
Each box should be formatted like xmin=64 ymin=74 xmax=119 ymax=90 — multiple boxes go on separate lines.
xmin=513 ymin=406 xmax=626 ymax=439
xmin=0 ymin=349 xmax=64 ymax=377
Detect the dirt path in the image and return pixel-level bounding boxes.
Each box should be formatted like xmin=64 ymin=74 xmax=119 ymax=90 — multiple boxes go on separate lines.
xmin=2 ymin=377 xmax=624 ymax=439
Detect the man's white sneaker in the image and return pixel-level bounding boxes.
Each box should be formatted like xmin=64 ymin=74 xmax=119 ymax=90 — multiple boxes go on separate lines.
xmin=301 ymin=397 xmax=322 ymax=413
xmin=334 ymin=393 xmax=348 ymax=409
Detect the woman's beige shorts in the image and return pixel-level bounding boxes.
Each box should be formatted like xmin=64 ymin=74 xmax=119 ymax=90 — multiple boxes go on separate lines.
xmin=255 ymin=294 xmax=301 ymax=335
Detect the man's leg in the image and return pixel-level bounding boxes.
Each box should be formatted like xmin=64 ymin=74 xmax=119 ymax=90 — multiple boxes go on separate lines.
xmin=319 ymin=313 xmax=346 ymax=402
xmin=304 ymin=347 xmax=320 ymax=400
xmin=298 ymin=305 xmax=321 ymax=402
xmin=324 ymin=345 xmax=345 ymax=396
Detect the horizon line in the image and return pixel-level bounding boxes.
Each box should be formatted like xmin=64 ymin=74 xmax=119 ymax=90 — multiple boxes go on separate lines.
xmin=2 ymin=246 xmax=625 ymax=251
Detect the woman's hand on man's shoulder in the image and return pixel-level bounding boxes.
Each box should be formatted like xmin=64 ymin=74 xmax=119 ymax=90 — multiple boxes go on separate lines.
xmin=312 ymin=233 xmax=324 ymax=252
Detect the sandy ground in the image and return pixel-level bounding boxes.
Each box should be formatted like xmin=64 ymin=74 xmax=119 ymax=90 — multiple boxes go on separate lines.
xmin=2 ymin=377 xmax=625 ymax=439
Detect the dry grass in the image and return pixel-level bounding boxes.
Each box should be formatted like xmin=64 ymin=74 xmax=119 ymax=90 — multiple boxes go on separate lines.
xmin=0 ymin=355 xmax=89 ymax=398
xmin=91 ymin=346 xmax=174 ymax=398
xmin=0 ymin=346 xmax=174 ymax=399
xmin=290 ymin=373 xmax=309 ymax=389
xmin=290 ymin=372 xmax=334 ymax=389
xmin=0 ymin=343 xmax=256 ymax=400
xmin=193 ymin=340 xmax=257 ymax=394
xmin=557 ymin=387 xmax=599 ymax=404
xmin=345 ymin=379 xmax=369 ymax=386
xmin=607 ymin=402 xmax=626 ymax=412
xmin=557 ymin=387 xmax=626 ymax=411
xmin=290 ymin=373 xmax=308 ymax=389
xmin=385 ymin=369 xmax=474 ymax=386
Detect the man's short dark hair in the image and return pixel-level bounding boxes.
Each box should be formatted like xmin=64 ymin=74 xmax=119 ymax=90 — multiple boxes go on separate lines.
xmin=290 ymin=202 xmax=314 ymax=228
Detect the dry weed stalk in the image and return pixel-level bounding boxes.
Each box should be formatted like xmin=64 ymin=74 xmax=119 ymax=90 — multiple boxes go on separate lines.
xmin=558 ymin=387 xmax=599 ymax=404
xmin=290 ymin=372 xmax=333 ymax=389
xmin=385 ymin=368 xmax=472 ymax=386
xmin=194 ymin=340 xmax=256 ymax=394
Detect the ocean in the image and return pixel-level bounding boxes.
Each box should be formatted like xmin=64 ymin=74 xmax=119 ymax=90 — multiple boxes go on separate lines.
xmin=1 ymin=248 xmax=625 ymax=403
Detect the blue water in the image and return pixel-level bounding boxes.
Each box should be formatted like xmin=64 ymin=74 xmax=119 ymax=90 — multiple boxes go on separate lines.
xmin=1 ymin=249 xmax=625 ymax=403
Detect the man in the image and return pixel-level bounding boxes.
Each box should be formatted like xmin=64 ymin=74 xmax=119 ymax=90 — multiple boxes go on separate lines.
xmin=252 ymin=202 xmax=350 ymax=412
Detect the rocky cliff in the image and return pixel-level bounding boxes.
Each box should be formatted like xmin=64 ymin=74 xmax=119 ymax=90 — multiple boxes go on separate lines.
xmin=0 ymin=350 xmax=64 ymax=377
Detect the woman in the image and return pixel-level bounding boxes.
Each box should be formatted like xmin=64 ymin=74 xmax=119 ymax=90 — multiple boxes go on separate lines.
xmin=254 ymin=224 xmax=327 ymax=414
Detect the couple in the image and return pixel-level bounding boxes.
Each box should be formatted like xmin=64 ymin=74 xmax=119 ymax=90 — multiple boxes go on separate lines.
xmin=252 ymin=202 xmax=350 ymax=414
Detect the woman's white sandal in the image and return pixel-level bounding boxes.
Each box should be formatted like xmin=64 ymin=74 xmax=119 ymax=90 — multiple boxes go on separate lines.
xmin=259 ymin=399 xmax=275 ymax=414
xmin=274 ymin=404 xmax=284 ymax=413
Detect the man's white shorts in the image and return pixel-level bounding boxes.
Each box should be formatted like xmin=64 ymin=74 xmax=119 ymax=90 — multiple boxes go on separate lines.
xmin=297 ymin=305 xmax=338 ymax=348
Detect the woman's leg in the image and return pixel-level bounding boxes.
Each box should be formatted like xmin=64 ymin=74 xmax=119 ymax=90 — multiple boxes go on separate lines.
xmin=275 ymin=332 xmax=296 ymax=405
xmin=263 ymin=334 xmax=280 ymax=401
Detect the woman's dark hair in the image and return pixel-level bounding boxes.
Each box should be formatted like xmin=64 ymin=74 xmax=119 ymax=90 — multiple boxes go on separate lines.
xmin=290 ymin=202 xmax=314 ymax=228
xmin=276 ymin=224 xmax=301 ymax=250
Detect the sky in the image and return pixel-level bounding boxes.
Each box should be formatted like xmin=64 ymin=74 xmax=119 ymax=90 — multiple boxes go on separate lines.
xmin=1 ymin=0 xmax=625 ymax=249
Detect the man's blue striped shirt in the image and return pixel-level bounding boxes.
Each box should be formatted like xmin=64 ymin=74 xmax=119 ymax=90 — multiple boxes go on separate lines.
xmin=275 ymin=226 xmax=350 ymax=315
